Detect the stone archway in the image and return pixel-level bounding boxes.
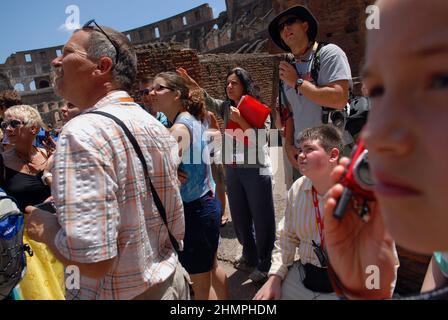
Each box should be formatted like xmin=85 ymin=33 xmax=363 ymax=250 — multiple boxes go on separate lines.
xmin=39 ymin=80 xmax=50 ymax=89
xmin=14 ymin=83 xmax=25 ymax=92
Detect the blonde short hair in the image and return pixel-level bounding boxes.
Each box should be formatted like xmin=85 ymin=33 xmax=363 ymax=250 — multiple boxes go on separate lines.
xmin=4 ymin=105 xmax=45 ymax=129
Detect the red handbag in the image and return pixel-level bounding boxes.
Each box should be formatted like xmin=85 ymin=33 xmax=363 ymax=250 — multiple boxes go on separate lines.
xmin=225 ymin=95 xmax=272 ymax=145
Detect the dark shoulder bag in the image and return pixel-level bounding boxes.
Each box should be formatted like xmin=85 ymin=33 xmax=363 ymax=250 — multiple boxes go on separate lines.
xmin=302 ymin=240 xmax=334 ymax=293
xmin=302 ymin=263 xmax=334 ymax=293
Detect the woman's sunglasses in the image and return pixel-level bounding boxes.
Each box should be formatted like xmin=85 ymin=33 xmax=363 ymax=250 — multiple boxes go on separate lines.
xmin=153 ymin=84 xmax=175 ymax=92
xmin=1 ymin=119 xmax=26 ymax=130
xmin=139 ymin=88 xmax=151 ymax=96
xmin=140 ymin=84 xmax=174 ymax=96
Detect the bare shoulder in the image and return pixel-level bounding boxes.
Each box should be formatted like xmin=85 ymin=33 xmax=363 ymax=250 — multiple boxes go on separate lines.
xmin=170 ymin=122 xmax=189 ymax=134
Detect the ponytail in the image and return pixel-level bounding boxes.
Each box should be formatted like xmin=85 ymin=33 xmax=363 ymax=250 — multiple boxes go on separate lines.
xmin=184 ymin=88 xmax=206 ymax=122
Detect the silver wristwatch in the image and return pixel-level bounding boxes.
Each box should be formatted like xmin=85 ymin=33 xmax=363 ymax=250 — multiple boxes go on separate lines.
xmin=295 ymin=78 xmax=304 ymax=94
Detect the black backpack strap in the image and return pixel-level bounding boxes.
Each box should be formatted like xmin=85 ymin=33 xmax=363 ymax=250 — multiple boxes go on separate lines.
xmin=0 ymin=154 xmax=5 ymax=185
xmin=311 ymin=42 xmax=329 ymax=86
xmin=310 ymin=42 xmax=329 ymax=86
xmin=309 ymin=42 xmax=332 ymax=123
xmin=88 ymin=111 xmax=180 ymax=252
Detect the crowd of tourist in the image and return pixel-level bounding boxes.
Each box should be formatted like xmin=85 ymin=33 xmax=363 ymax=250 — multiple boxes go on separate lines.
xmin=1 ymin=0 xmax=447 ymax=300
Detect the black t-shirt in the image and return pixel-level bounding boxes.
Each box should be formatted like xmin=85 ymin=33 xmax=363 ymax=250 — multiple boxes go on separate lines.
xmin=0 ymin=155 xmax=51 ymax=211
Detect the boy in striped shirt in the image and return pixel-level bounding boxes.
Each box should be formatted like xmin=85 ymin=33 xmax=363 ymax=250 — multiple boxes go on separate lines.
xmin=254 ymin=125 xmax=342 ymax=300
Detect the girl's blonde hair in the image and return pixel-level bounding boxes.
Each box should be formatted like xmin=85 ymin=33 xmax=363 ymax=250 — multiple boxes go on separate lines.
xmin=4 ymin=105 xmax=45 ymax=129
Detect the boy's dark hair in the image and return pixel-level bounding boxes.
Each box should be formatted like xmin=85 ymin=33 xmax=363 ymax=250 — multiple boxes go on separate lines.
xmin=298 ymin=124 xmax=343 ymax=154
xmin=0 ymin=90 xmax=22 ymax=108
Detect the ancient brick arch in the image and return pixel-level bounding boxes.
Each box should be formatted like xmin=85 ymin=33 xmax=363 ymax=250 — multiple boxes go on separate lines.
xmin=14 ymin=83 xmax=25 ymax=92
xmin=39 ymin=80 xmax=50 ymax=89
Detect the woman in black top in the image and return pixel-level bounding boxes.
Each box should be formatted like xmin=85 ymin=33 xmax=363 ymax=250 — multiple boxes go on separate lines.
xmin=0 ymin=105 xmax=52 ymax=209
xmin=0 ymin=105 xmax=64 ymax=300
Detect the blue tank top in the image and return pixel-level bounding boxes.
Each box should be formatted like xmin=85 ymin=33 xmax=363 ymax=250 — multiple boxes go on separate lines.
xmin=175 ymin=112 xmax=215 ymax=203
xmin=434 ymin=251 xmax=448 ymax=278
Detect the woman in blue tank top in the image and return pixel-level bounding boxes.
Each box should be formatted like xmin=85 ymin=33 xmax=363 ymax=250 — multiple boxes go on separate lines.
xmin=150 ymin=72 xmax=229 ymax=300
xmin=177 ymin=67 xmax=276 ymax=283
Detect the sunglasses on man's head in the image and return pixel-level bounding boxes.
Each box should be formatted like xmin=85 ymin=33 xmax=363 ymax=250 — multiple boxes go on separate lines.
xmin=277 ymin=17 xmax=302 ymax=32
xmin=82 ymin=19 xmax=120 ymax=64
xmin=1 ymin=119 xmax=26 ymax=130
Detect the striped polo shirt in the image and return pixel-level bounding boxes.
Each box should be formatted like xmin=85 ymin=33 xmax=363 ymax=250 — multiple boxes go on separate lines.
xmin=269 ymin=176 xmax=324 ymax=280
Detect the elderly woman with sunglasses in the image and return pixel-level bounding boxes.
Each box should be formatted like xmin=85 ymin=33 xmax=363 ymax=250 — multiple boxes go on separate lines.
xmin=0 ymin=105 xmax=65 ymax=300
xmin=150 ymin=72 xmax=229 ymax=300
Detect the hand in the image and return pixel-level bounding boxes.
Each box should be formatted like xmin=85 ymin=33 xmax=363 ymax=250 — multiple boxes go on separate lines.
xmin=253 ymin=275 xmax=282 ymax=300
xmin=284 ymin=143 xmax=300 ymax=170
xmin=176 ymin=67 xmax=201 ymax=90
xmin=279 ymin=61 xmax=299 ymax=89
xmin=324 ymin=158 xmax=399 ymax=299
xmin=229 ymin=107 xmax=242 ymax=124
xmin=24 ymin=206 xmax=59 ymax=244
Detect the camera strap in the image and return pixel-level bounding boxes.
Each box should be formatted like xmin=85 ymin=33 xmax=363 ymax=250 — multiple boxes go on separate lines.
xmin=312 ymin=187 xmax=325 ymax=248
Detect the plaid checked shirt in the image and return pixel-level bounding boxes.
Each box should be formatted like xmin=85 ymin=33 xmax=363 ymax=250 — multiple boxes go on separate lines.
xmin=52 ymin=91 xmax=184 ymax=300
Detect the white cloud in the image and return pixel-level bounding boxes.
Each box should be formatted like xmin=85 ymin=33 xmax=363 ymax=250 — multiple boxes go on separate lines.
xmin=58 ymin=22 xmax=81 ymax=33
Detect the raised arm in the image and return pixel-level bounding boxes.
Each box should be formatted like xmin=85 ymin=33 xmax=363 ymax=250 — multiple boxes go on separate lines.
xmin=177 ymin=67 xmax=226 ymax=118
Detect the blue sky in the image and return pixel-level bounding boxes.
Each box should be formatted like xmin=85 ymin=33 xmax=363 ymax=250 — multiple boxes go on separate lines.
xmin=0 ymin=0 xmax=227 ymax=63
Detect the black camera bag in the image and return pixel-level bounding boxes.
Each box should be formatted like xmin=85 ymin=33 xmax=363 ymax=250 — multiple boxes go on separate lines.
xmin=302 ymin=263 xmax=334 ymax=293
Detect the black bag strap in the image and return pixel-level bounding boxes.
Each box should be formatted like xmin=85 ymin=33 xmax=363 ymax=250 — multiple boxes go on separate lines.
xmin=88 ymin=111 xmax=180 ymax=252
xmin=0 ymin=154 xmax=5 ymax=185
xmin=310 ymin=42 xmax=334 ymax=124
xmin=310 ymin=41 xmax=329 ymax=86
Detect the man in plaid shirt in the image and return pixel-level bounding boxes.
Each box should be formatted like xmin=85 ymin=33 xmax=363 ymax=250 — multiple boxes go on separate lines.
xmin=24 ymin=23 xmax=189 ymax=300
